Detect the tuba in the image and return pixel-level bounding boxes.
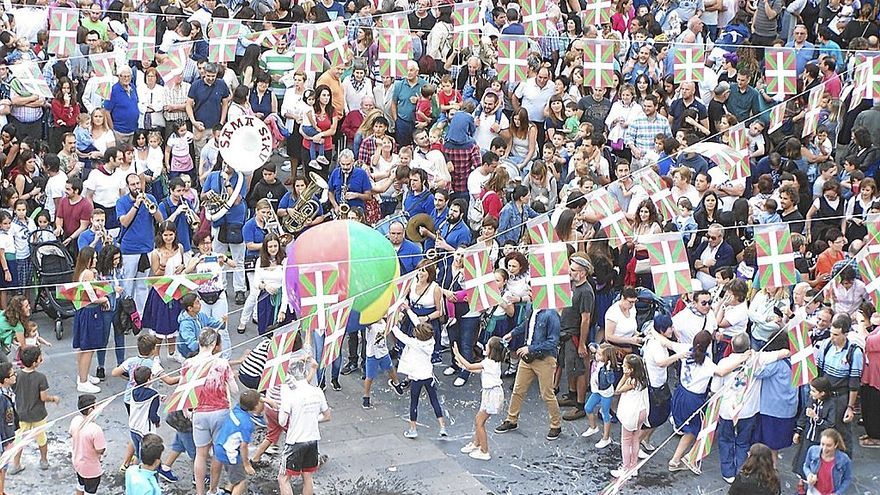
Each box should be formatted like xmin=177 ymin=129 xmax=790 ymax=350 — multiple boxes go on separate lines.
xmin=282 ymin=172 xmax=328 ymax=234
xmin=204 ymin=170 xmax=244 ymax=222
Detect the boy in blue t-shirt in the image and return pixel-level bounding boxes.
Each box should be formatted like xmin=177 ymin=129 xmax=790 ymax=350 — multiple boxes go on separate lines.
xmin=210 ymin=390 xmax=264 ymax=495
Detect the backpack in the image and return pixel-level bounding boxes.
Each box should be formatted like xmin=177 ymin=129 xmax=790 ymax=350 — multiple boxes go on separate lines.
xmin=819 ymin=340 xmax=862 ymax=378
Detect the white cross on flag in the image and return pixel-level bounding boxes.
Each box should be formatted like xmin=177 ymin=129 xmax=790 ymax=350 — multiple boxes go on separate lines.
xmin=298 ymin=263 xmax=341 ymax=333
xmin=208 ymin=19 xmax=242 ymax=63
xmin=156 ymin=45 xmax=190 ymax=88
xmin=802 ymin=83 xmax=825 ymax=138
xmin=521 ymin=0 xmax=551 ymax=37
xmin=462 ymin=248 xmax=502 ymax=312
xmin=90 ymin=52 xmax=117 ymax=99
xmin=528 ymin=241 xmax=572 ymax=310
xmin=496 ymin=36 xmax=531 ymax=85
xmin=127 ymin=14 xmax=156 ymax=61
xmin=764 ymin=48 xmax=797 ymax=96
xmin=9 ymin=63 xmax=52 ymax=99
xmin=48 ymin=8 xmax=78 ymax=57
xmin=643 ymin=232 xmax=693 ymax=297
xmin=165 ymin=357 xmax=217 ymax=412
xmin=754 ymin=224 xmax=797 ymax=289
xmin=294 ymin=24 xmax=328 ymax=74
xmin=377 ymin=30 xmax=412 ymax=79
xmin=673 ymin=47 xmax=704 ymax=83
xmin=583 ymin=39 xmax=616 ymax=88
xmin=319 ymin=20 xmax=350 ymax=68
xmin=768 ymin=103 xmax=785 ymax=133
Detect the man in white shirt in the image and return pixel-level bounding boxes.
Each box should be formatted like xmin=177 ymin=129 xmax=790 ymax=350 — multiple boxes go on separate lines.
xmin=278 ymin=358 xmax=331 ymax=495
xmin=473 ymin=91 xmax=509 ymax=152
xmin=43 ymin=154 xmax=67 ymax=220
xmin=672 ymin=290 xmax=718 ymax=346
xmin=410 ymin=129 xmax=450 ymax=189
xmin=466 ymin=151 xmax=498 ymax=230
xmin=513 ymin=67 xmax=554 ymax=146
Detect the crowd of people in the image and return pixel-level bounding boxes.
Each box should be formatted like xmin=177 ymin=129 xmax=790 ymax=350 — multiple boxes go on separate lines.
xmin=0 ymin=0 xmax=877 ymax=494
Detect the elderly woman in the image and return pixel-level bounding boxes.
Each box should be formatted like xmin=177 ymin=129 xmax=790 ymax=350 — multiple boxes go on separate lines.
xmin=749 ymin=286 xmax=792 ymax=346
xmin=137 ymin=67 xmax=166 ymax=132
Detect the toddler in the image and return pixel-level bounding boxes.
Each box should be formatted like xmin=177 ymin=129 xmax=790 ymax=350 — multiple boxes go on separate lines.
xmin=612 ymin=354 xmax=649 ymax=480
xmin=674 ymin=198 xmax=698 ymax=247
xmin=755 ymin=198 xmax=782 ymax=225
xmin=581 ymin=343 xmax=619 ymax=450
xmin=564 ymin=102 xmax=580 ymax=139
xmin=299 ymin=89 xmax=326 ymax=161
xmin=415 ymin=84 xmax=436 ymax=129
xmin=436 ymin=75 xmax=462 ymax=127
xmin=5 ymin=37 xmax=38 ymax=64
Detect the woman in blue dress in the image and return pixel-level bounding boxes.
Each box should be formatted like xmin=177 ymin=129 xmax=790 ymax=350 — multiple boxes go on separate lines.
xmin=72 ymin=246 xmax=108 ymax=394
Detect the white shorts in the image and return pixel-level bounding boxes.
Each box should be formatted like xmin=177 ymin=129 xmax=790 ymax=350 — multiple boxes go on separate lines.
xmin=479 ymin=386 xmax=504 ymax=415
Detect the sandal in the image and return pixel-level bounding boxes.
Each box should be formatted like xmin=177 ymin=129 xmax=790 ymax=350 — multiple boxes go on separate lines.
xmin=859 ymin=438 xmax=880 ymax=448
xmin=668 ymin=461 xmax=686 ymax=472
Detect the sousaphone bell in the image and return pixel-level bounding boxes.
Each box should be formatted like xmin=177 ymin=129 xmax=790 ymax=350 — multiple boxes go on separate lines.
xmin=406 ymin=213 xmax=435 ymax=242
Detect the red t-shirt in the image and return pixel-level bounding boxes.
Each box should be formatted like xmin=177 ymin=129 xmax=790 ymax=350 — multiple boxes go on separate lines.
xmin=415 ymin=97 xmax=433 ymax=124
xmin=301 ymin=112 xmax=334 ymax=151
xmin=480 ymin=190 xmax=502 ymax=219
xmin=437 ymin=89 xmax=461 ymax=110
xmin=815 ymin=457 xmax=835 ymax=495
xmin=57 ymin=197 xmax=94 ymax=238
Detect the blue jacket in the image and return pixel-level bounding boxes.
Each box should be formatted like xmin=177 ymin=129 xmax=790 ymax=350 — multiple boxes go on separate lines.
xmin=691 ymin=240 xmax=735 ymax=275
xmin=803 ymin=447 xmax=852 ymax=494
xmin=497 ymin=203 xmax=539 ymax=246
xmin=509 ymin=308 xmax=560 ymax=357
xmin=177 ymin=311 xmax=223 ymax=357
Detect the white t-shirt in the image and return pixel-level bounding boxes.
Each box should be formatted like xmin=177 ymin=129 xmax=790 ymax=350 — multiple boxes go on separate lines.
xmin=713 ymin=352 xmax=776 ymax=420
xmin=677 ymin=342 xmax=717 ymax=395
xmin=720 ymin=301 xmax=749 ymax=337
xmin=45 ymin=171 xmax=68 ymax=219
xmin=642 ymin=334 xmax=670 ymax=388
xmin=365 ymin=322 xmax=389 ymax=359
xmin=279 ymin=381 xmax=329 ymax=444
xmin=672 ymin=306 xmax=717 ymax=345
xmin=481 ymin=358 xmax=502 ymax=389
xmin=84 ymin=168 xmax=121 ymax=207
xmin=474 ymin=111 xmax=510 ymax=151
xmin=605 ymin=301 xmax=638 ymax=339
xmin=707 ymin=166 xmax=745 ymax=212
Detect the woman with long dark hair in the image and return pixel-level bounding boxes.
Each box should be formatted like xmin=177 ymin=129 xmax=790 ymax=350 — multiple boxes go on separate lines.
xmin=254 ymin=234 xmax=289 ymax=336
xmin=71 ymin=247 xmax=107 ymax=393
xmin=49 ymin=77 xmax=79 ymax=152
xmin=299 ymin=84 xmax=338 ymax=176
xmin=504 ymin=108 xmax=538 ymax=176
xmin=94 ymin=245 xmax=125 ymax=377
xmin=728 ymin=443 xmax=782 ymax=495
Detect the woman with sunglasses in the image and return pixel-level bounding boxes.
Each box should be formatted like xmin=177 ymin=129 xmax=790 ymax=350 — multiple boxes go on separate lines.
xmin=191 ymin=231 xmax=236 ymax=358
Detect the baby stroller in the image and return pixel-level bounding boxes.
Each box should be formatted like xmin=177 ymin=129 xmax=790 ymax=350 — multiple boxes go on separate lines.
xmin=29 ymin=229 xmax=76 ymax=340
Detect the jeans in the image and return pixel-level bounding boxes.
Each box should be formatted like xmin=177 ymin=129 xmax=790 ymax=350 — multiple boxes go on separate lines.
xmin=410 ymin=378 xmax=443 ymax=421
xmin=97 ymin=310 xmax=125 ymax=368
xmin=585 ymin=392 xmax=613 ymax=423
xmin=211 ymin=227 xmax=246 ymax=292
xmin=300 ymin=125 xmax=325 ymax=160
xmin=447 ymin=316 xmax=478 ymax=380
xmin=346 ymin=330 xmax=366 ymax=366
xmin=352 ymin=132 xmax=364 ymax=159
xmin=313 ymin=330 xmax=342 ymax=384
xmin=395 ymin=117 xmax=414 ymax=146
xmin=717 ymin=416 xmax=757 ymax=478
xmin=121 ymin=253 xmax=150 ymax=315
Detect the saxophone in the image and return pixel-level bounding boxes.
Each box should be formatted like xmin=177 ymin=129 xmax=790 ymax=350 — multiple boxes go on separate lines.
xmin=336 ymin=169 xmax=351 ymax=218
xmin=282 ymin=172 xmax=327 ymax=234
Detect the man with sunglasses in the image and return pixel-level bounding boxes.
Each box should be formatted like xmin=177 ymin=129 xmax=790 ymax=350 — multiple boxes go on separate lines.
xmin=672 ymin=290 xmax=718 ymax=347
xmin=692 ymin=223 xmax=734 ymax=290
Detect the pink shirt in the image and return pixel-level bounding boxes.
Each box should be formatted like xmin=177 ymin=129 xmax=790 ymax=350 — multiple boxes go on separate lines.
xmin=69 ymin=415 xmax=106 ymax=478
xmin=864 ymin=330 xmax=880 ymax=390
xmin=823 ymin=72 xmax=842 ymax=98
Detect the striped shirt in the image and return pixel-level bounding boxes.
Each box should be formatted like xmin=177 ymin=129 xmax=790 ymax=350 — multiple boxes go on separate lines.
xmin=817 ymin=340 xmax=864 ymax=391
xmin=259 ymin=49 xmax=296 ymax=98
xmin=239 ymin=338 xmax=270 ymax=380
xmin=624 ymin=114 xmax=671 ymax=153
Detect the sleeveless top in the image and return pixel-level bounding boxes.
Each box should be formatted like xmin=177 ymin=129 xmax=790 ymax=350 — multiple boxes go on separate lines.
xmin=249 ymin=90 xmax=273 ymax=116
xmin=409 ymin=282 xmax=438 ymax=309
xmin=510 ymin=133 xmax=530 ymax=161
xmin=151 ymin=247 xmax=189 ymax=277
xmin=815 ymin=196 xmax=844 ymax=239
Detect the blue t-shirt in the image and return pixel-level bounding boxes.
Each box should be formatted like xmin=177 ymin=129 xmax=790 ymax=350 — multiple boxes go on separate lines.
xmin=444 ymin=111 xmax=475 ymax=148
xmin=242 ymin=218 xmax=266 ymax=258
xmin=77 ymin=229 xmax=111 ymax=253
xmin=402 ymin=189 xmax=433 ymax=218
xmin=158 ymin=197 xmax=193 ymax=252
xmin=327 ymin=167 xmax=371 ymax=212
xmin=104 ymin=82 xmax=140 ymax=133
xmin=391 ymin=78 xmax=426 ymax=123
xmin=188 ymin=78 xmax=231 ymax=128
xmin=213 ymin=405 xmax=255 ymax=465
xmin=203 ymin=171 xmax=247 ymax=225
xmin=116 ymin=193 xmax=157 ymax=254
xmin=397 ymin=239 xmax=423 ymax=275
xmin=125 ymin=466 xmax=162 ymax=495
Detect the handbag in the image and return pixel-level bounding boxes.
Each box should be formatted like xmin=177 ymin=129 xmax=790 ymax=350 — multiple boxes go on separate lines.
xmin=649 ymin=383 xmax=671 ymax=409
xmin=219 ymin=223 xmax=244 ymax=244
xmin=165 ymin=410 xmax=193 ymax=432
xmin=634 ymin=250 xmax=651 ymax=274
xmin=199 ymin=290 xmax=223 ymax=305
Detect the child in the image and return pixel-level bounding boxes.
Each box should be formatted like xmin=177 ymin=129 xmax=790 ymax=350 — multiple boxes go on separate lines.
xmin=792 ymin=376 xmax=836 ymax=484
xmin=611 ymin=354 xmax=649 ymax=480
xmin=0 ymin=211 xmax=14 ymax=309
xmin=0 ymin=362 xmax=16 ymax=495
xmin=673 ymin=198 xmax=698 ymax=248
xmin=9 ymin=346 xmax=58 ymax=474
xmin=436 ymin=75 xmax=462 ymax=127
xmin=392 ymin=322 xmax=448 ymax=439
xmin=124 ymin=433 xmax=164 ymax=495
xmin=74 ymin=113 xmax=99 ymax=167
xmin=415 ymin=84 xmax=436 ymax=129
xmin=755 ymin=198 xmax=782 ymax=225
xmin=455 ymin=336 xmax=504 ymax=461
xmin=443 ymin=100 xmax=476 ymax=149
xmin=143 ymin=132 xmax=166 ymax=200
xmin=165 ymin=120 xmax=194 ymax=180
xmin=581 ymin=343 xmax=619 ymax=449
xmin=111 ymin=334 xmax=179 ymax=473
xmin=69 ymin=394 xmax=107 ymax=495
xmin=362 ymin=318 xmax=406 ymax=409
xmin=299 ymin=89 xmax=326 ymax=161
xmin=830 ymin=0 xmax=854 ymax=36
xmin=474 ymin=80 xmax=504 ymax=126
xmin=210 ymin=389 xmax=264 ymax=495
xmin=129 ymin=366 xmax=161 ymax=465
xmin=14 ymin=321 xmax=51 ymax=365
xmin=10 ymin=200 xmax=34 ymax=296
xmin=564 ymin=102 xmax=580 ymax=139
xmin=4 ymin=37 xmax=38 ymax=64
xmin=812 ymin=162 xmax=837 ymax=198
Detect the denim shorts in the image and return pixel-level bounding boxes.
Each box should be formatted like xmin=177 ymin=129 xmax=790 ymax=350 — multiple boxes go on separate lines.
xmin=365 ymin=355 xmax=392 ymax=380
xmin=171 ymin=430 xmax=196 ymax=459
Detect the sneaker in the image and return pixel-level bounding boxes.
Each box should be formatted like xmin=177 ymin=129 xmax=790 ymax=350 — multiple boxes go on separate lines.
xmin=389 ymin=379 xmax=406 ymax=396
xmin=7 ymin=465 xmax=23 ymax=475
xmin=404 ymin=428 xmax=418 ymax=439
xmin=250 ymin=458 xmax=271 ymax=469
xmin=563 ymin=408 xmax=586 ymax=421
xmin=723 ymin=476 xmax=735 ymax=484
xmin=610 ymin=467 xmax=637 ymax=479
xmin=469 ymin=450 xmax=491 ymax=461
xmin=453 ymin=377 xmax=467 ymax=387
xmin=460 ymin=442 xmax=479 ymax=454
xmin=88 ymin=375 xmax=100 ymax=385
xmin=281 ymin=162 xmax=291 ymax=172
xmin=168 ymin=352 xmax=185 ymax=364
xmin=316 ymin=156 xmax=330 ymax=167
xmin=77 ymin=381 xmax=100 ymax=394
xmin=317 ymin=454 xmax=329 ymax=467
xmin=595 ymin=437 xmax=612 ymax=449
xmin=557 ymin=394 xmax=577 ymax=408
xmin=331 ymin=379 xmax=342 ymax=391
xmin=501 ymin=363 xmax=518 ymax=378
xmin=39 ymin=459 xmax=48 ymax=470
xmin=95 ymin=367 xmax=105 ymax=380
xmin=581 ymin=427 xmax=600 ymax=438
xmin=266 ymin=444 xmax=280 ymax=455
xmin=234 ymin=291 xmax=246 ymax=305
xmin=119 ymin=464 xmax=129 ymax=473
xmin=546 ymin=427 xmax=562 ymax=441
xmin=638 ymin=449 xmax=650 ymax=460
xmin=439 ymin=427 xmax=448 ymax=437
xmin=341 ymin=362 xmax=359 ymax=375
xmin=308 ymin=160 xmax=321 ymax=170
xmin=443 ymin=366 xmax=457 ymax=376
xmin=157 ymin=466 xmax=180 ymax=483
xmin=494 ymin=421 xmax=518 ymax=434
xmin=362 ymin=397 xmax=373 ymax=409
xmin=431 ymin=355 xmax=443 ymax=365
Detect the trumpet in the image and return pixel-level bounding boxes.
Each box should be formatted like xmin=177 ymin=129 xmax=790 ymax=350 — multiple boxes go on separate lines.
xmin=183 ymin=204 xmax=201 ymax=231
xmin=138 ymin=193 xmax=158 ymax=214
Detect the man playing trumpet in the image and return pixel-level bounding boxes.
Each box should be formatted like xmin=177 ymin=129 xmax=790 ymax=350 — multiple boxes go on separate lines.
xmin=77 ymin=208 xmax=113 ymax=253
xmin=159 ymin=177 xmax=199 ymax=252
xmin=117 ymin=173 xmax=165 ymax=316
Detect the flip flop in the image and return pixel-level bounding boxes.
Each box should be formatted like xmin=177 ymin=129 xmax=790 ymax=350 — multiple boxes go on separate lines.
xmin=859 ymin=438 xmax=880 ymax=448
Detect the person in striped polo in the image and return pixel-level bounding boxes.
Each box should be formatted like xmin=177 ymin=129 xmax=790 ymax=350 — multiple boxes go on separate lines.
xmin=259 ymin=36 xmax=294 ymax=100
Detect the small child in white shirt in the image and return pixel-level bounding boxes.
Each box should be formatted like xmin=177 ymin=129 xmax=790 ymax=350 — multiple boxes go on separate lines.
xmin=165 ymin=120 xmax=194 ymax=177
xmin=361 ymin=319 xmax=406 ymax=409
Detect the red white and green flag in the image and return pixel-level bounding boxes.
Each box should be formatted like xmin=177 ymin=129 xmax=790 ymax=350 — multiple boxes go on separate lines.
xmin=462 ymin=249 xmax=502 ymax=312
xmin=754 ymin=224 xmax=797 ymax=289
xmin=527 ymin=215 xmax=561 ymax=245
xmin=528 ymin=242 xmax=572 ymax=310
xmin=859 ymin=251 xmax=880 ymax=311
xmin=643 ymin=233 xmax=693 ymax=297
xmin=730 ymin=356 xmax=759 ymax=425
xmin=293 ymin=24 xmax=328 ymax=74
xmin=323 ymin=299 xmax=354 ymax=338
xmin=318 ymin=20 xmax=350 ymax=68
xmin=599 ymin=474 xmax=629 ymax=495
xmin=56 ymin=281 xmax=112 ymax=310
xmin=584 ymin=188 xmax=632 ymax=249
xmin=768 ymin=103 xmax=786 ymax=133
xmin=683 ymin=142 xmax=749 ymax=181
xmin=208 ymin=19 xmax=242 ymax=63
xmin=377 ymin=30 xmax=412 ymax=79
xmin=156 ymin=45 xmax=190 ymax=88
xmin=146 ymin=273 xmax=214 ymax=303
xmin=320 ymin=327 xmax=345 ymax=369
xmin=10 ymin=62 xmax=52 ymax=99
xmin=729 ymin=123 xmax=747 ymax=154
xmin=298 ymin=263 xmax=341 ymax=334
xmin=90 ymin=52 xmax=117 ymax=99
xmin=522 ymin=0 xmax=550 ymax=37
xmin=385 ymin=273 xmax=417 ymax=334
xmin=452 ymin=2 xmax=482 ymax=50
xmin=127 ymin=14 xmax=156 ymax=61
xmin=685 ymin=393 xmax=722 ymax=466
xmin=0 ymin=419 xmax=55 ymax=469
xmin=634 ymin=168 xmax=676 ymax=221
xmin=377 ymin=11 xmax=410 ymax=31
xmin=583 ymin=40 xmax=616 ymax=89
xmin=496 ymin=36 xmax=530 ymax=85
xmin=258 ymin=324 xmax=301 ymax=391
xmin=765 ymin=48 xmax=797 ymax=96
xmin=788 ymin=317 xmax=818 ymax=387
xmin=48 ymin=8 xmax=78 ymax=57
xmin=165 ymin=357 xmax=216 ymax=412
xmin=673 ymin=47 xmax=704 ymax=83
xmin=583 ymin=0 xmax=613 ymax=25
xmin=803 ymin=83 xmax=825 ymax=138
